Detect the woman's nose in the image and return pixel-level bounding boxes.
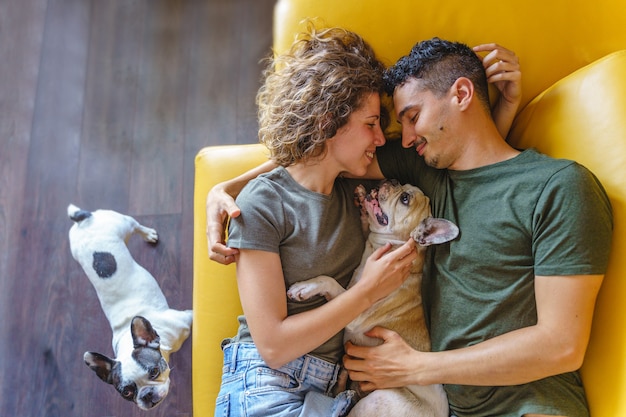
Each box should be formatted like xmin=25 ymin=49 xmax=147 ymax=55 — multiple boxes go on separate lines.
xmin=374 ymin=126 xmax=386 ymax=146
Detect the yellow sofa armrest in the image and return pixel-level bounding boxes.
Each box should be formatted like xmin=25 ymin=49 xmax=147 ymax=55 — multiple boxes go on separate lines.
xmin=192 ymin=144 xmax=268 ymax=417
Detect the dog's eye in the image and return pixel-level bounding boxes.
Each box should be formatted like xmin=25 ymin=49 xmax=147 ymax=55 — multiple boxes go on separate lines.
xmin=122 ymin=386 xmax=136 ymax=400
xmin=149 ymin=367 xmax=160 ymax=380
xmin=400 ymin=192 xmax=411 ymax=206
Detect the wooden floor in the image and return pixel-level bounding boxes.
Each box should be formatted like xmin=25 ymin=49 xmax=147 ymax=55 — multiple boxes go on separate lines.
xmin=0 ymin=0 xmax=275 ymax=415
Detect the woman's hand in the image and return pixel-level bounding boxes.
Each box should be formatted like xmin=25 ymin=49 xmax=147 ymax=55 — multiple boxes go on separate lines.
xmin=356 ymin=239 xmax=418 ymax=305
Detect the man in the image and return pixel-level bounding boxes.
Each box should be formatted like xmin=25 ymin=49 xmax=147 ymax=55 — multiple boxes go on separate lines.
xmin=344 ymin=38 xmax=612 ymax=417
xmin=207 ymin=39 xmax=613 ymax=417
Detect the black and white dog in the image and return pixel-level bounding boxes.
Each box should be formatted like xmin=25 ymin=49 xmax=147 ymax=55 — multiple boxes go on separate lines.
xmin=67 ymin=204 xmax=192 ymax=410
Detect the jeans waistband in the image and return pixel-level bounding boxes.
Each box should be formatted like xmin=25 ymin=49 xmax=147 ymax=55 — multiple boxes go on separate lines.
xmin=223 ymin=342 xmax=340 ymax=383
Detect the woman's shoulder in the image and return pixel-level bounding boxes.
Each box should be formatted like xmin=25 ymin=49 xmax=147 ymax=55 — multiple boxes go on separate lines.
xmin=239 ymin=166 xmax=290 ymax=197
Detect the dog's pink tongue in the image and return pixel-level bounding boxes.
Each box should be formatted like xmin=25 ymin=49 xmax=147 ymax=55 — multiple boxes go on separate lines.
xmin=365 ymin=190 xmax=388 ymax=226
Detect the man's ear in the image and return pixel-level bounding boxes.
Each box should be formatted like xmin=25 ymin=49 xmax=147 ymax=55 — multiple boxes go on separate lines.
xmin=451 ymin=77 xmax=474 ymax=110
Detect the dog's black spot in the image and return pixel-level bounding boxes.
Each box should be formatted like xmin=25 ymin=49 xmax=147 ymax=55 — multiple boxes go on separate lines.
xmin=92 ymin=252 xmax=117 ymax=278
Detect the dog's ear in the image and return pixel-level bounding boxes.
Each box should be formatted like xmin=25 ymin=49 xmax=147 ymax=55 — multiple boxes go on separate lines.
xmin=84 ymin=351 xmax=118 ymax=384
xmin=131 ymin=316 xmax=161 ymax=349
xmin=411 ymin=217 xmax=459 ymax=246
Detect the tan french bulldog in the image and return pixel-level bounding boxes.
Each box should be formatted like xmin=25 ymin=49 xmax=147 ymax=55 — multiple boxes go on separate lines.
xmin=287 ymin=180 xmax=458 ymax=417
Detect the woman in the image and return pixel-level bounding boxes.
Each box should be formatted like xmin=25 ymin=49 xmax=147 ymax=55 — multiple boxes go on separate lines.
xmin=214 ymin=26 xmax=419 ymax=417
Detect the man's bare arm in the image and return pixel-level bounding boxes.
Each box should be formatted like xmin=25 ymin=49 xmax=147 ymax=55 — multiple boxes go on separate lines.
xmin=344 ymin=274 xmax=603 ymax=389
xmin=206 ymin=160 xmax=276 ymax=264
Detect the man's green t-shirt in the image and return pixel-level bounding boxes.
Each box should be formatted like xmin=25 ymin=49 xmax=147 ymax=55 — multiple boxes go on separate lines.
xmin=378 ymin=140 xmax=613 ymax=417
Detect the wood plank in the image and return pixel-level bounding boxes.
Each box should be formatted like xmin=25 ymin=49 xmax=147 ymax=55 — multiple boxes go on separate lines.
xmin=183 ymin=0 xmax=243 ymax=148
xmin=0 ymin=0 xmax=276 ymax=415
xmin=76 ymin=0 xmax=145 ymax=212
xmin=0 ymin=4 xmax=47 ymax=402
xmin=3 ymin=0 xmax=92 ymax=415
xmin=235 ymin=0 xmax=275 ymax=144
xmin=128 ymin=0 xmax=188 ymax=216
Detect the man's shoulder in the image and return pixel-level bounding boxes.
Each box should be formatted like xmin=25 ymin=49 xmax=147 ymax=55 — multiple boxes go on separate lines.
xmin=518 ymin=148 xmax=573 ymax=168
xmin=524 ymin=149 xmax=600 ymax=185
xmin=515 ymin=149 xmax=589 ymax=181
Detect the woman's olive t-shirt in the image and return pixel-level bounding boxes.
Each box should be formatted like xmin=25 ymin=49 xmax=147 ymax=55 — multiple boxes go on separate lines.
xmin=227 ymin=166 xmax=369 ymax=364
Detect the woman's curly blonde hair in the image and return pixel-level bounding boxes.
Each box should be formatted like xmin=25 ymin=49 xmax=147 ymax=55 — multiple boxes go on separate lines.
xmin=257 ymin=25 xmax=386 ymax=166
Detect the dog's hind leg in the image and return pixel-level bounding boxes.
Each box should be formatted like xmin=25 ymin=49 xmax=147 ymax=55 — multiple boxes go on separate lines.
xmin=348 ymin=388 xmax=441 ymax=417
xmin=136 ymin=224 xmax=158 ymax=243
xmin=126 ymin=216 xmax=158 ymax=243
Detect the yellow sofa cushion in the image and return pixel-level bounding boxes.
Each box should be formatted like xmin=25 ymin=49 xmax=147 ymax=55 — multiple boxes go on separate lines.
xmin=193 ymin=1 xmax=626 ymax=416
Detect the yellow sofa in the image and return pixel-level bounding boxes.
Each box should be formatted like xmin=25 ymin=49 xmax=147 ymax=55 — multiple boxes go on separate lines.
xmin=193 ymin=1 xmax=626 ymax=416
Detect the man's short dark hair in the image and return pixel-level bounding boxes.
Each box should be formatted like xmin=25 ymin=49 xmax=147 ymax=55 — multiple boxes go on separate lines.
xmin=383 ymin=38 xmax=491 ymax=112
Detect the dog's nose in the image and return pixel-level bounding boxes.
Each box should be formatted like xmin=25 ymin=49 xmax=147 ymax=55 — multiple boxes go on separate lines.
xmin=141 ymin=390 xmax=162 ymax=407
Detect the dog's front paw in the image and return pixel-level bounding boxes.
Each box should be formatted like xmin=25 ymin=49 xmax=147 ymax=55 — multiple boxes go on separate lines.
xmin=287 ymin=281 xmax=322 ymax=301
xmin=287 ymin=276 xmax=344 ymax=302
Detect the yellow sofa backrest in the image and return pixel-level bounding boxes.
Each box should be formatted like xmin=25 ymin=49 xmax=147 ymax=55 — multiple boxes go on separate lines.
xmin=193 ymin=1 xmax=626 ymax=416
xmin=273 ymin=0 xmax=626 ymax=112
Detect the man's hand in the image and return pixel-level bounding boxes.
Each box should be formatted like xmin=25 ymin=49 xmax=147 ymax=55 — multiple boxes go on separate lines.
xmin=206 ymin=185 xmax=240 ymax=265
xmin=343 ymin=326 xmax=422 ymax=391
xmin=474 ymin=43 xmax=522 ymax=139
xmin=473 ymin=43 xmax=522 ymax=108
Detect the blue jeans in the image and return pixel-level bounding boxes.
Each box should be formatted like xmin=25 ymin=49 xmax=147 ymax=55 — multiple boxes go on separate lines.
xmin=215 ymin=342 xmax=355 ymax=417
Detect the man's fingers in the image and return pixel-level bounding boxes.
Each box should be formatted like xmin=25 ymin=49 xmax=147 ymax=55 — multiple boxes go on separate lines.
xmin=206 ymin=217 xmax=239 ymax=264
xmin=209 ymin=244 xmax=238 ymax=265
xmin=364 ymin=326 xmax=396 ymax=341
xmin=225 ymin=203 xmax=241 ymax=219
